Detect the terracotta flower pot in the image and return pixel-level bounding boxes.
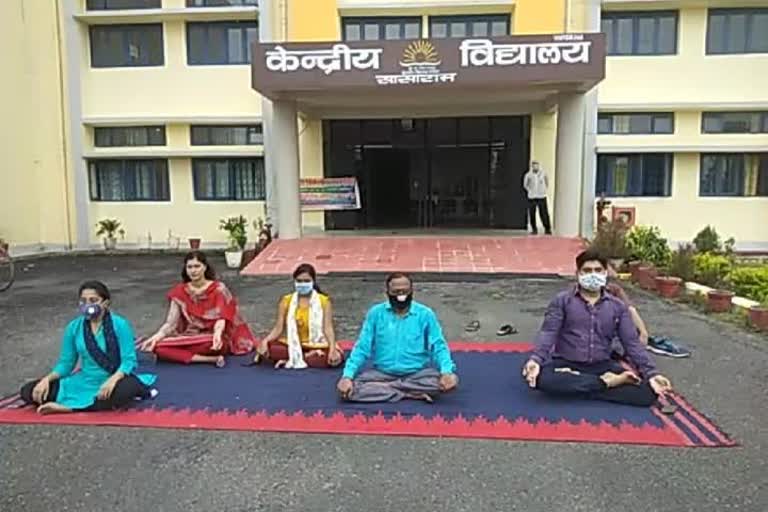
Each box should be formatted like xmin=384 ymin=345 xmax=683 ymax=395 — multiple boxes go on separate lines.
xmin=636 ymin=266 xmax=658 ymax=291
xmin=188 ymin=238 xmax=201 ymax=250
xmin=655 ymin=276 xmax=682 ymax=299
xmin=748 ymin=307 xmax=768 ymax=331
xmin=707 ymin=290 xmax=734 ymax=313
xmin=628 ymin=261 xmax=643 ymax=282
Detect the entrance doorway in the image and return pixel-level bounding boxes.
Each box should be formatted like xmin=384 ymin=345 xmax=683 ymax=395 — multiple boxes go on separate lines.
xmin=323 ymin=116 xmax=530 ymax=230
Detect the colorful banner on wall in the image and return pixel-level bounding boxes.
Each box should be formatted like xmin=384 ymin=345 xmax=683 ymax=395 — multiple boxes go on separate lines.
xmin=300 ymin=177 xmax=361 ymax=211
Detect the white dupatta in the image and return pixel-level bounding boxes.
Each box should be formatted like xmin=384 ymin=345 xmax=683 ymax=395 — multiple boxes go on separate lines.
xmin=284 ymin=290 xmax=325 ymax=369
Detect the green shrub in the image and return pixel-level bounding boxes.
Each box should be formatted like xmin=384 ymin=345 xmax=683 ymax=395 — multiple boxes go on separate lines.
xmin=589 ymin=220 xmax=628 ymax=259
xmin=219 ymin=215 xmax=248 ymax=250
xmin=626 ymin=225 xmax=671 ymax=267
xmin=726 ymin=266 xmax=768 ymax=303
xmin=667 ymin=243 xmax=696 ymax=281
xmin=693 ymin=225 xmax=735 ymax=254
xmin=693 ymin=253 xmax=733 ymax=288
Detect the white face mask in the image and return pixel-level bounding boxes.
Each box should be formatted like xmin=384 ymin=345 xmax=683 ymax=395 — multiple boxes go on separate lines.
xmin=578 ymin=272 xmax=607 ymax=292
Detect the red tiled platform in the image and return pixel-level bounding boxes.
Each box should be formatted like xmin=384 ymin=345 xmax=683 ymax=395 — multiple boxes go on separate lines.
xmin=241 ymin=236 xmax=583 ymax=276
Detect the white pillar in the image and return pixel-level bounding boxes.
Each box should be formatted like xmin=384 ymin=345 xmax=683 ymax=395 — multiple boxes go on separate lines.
xmin=272 ymin=100 xmax=302 ymax=239
xmin=554 ymin=92 xmax=586 ymax=237
xmin=580 ymin=0 xmax=602 ymax=238
xmin=257 ymin=0 xmax=278 ymax=232
xmin=63 ymin=0 xmax=89 ymax=249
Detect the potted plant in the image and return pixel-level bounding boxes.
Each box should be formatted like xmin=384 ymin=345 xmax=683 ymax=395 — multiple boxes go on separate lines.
xmin=707 ymin=289 xmax=735 ymax=313
xmin=188 ymin=238 xmax=201 ymax=250
xmin=219 ymin=215 xmax=248 ymax=269
xmin=637 ymin=265 xmax=659 ymax=291
xmin=96 ymin=219 xmax=125 ymax=251
xmin=654 ymin=243 xmax=696 ymax=299
xmin=625 ymin=225 xmax=671 ymax=290
xmin=588 ymin=220 xmax=628 ymax=270
xmin=655 ymin=275 xmax=683 ymax=299
xmin=748 ymin=302 xmax=768 ymax=332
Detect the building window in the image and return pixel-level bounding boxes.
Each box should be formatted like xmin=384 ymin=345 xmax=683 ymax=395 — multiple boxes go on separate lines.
xmin=429 ymin=15 xmax=510 ymax=38
xmin=192 ymin=158 xmax=265 ymax=200
xmin=89 ymin=160 xmax=170 ymax=201
xmin=598 ymin=113 xmax=674 ymax=134
xmin=87 ymin=0 xmax=160 ymax=9
xmin=342 ymin=17 xmax=422 ymax=41
xmin=186 ymin=0 xmax=257 ymax=6
xmin=89 ymin=24 xmax=164 ymax=68
xmin=707 ymin=9 xmax=768 ymax=54
xmin=601 ymin=11 xmax=678 ymax=55
xmin=702 ymin=112 xmax=768 ymax=134
xmin=597 ymin=154 xmax=673 ymax=197
xmin=94 ymin=126 xmax=166 ymax=147
xmin=187 ymin=21 xmax=258 ymax=65
xmin=700 ymin=154 xmax=768 ymax=197
xmin=190 ymin=125 xmax=262 ymax=145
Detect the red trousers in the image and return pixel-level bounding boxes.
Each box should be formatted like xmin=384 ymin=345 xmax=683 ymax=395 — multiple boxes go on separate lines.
xmin=154 ymin=335 xmax=225 ymax=364
xmin=267 ymin=341 xmax=344 ymax=369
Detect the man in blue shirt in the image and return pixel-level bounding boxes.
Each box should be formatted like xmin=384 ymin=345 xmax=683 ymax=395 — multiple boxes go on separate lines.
xmin=337 ymin=273 xmax=459 ymax=403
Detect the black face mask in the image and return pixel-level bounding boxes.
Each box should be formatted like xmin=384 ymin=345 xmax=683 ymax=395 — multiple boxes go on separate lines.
xmin=388 ymin=293 xmax=413 ymax=311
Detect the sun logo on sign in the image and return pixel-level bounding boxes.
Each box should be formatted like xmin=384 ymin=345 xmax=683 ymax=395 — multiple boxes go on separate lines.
xmin=400 ymin=40 xmax=441 ymax=67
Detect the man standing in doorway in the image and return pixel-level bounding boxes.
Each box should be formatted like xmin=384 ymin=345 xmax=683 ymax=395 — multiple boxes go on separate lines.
xmin=523 ymin=161 xmax=552 ymax=235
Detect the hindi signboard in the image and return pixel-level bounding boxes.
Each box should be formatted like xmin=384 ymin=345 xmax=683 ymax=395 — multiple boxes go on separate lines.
xmin=300 ymin=177 xmax=361 ymax=211
xmin=252 ymin=34 xmax=605 ymax=98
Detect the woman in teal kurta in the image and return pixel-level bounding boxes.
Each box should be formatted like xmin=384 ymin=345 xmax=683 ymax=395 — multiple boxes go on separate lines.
xmin=20 ymin=280 xmax=156 ymax=414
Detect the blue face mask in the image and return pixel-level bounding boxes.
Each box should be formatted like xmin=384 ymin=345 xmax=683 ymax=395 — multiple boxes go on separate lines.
xmin=295 ymin=282 xmax=314 ymax=296
xmin=79 ymin=303 xmax=103 ymax=320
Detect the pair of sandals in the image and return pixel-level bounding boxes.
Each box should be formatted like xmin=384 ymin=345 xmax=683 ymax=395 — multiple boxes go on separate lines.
xmin=465 ymin=320 xmax=518 ymax=336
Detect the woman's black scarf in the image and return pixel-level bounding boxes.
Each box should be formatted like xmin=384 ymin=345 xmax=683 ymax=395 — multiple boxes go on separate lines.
xmin=82 ymin=311 xmax=121 ymax=374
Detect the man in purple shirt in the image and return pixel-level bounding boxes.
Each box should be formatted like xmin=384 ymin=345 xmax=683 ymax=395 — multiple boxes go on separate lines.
xmin=522 ymin=250 xmax=673 ymax=407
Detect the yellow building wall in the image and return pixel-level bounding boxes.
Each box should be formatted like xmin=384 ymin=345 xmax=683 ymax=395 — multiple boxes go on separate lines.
xmin=81 ymin=20 xmax=262 ymax=118
xmin=0 ymin=0 xmax=71 ymax=250
xmin=514 ymin=0 xmax=565 ymax=34
xmin=597 ymin=110 xmax=768 ymax=151
xmin=599 ymin=7 xmax=768 ymax=107
xmin=597 ymin=6 xmax=768 ymax=245
xmin=288 ymin=0 xmax=340 ymax=41
xmin=85 ymin=123 xmax=266 ymax=246
xmin=607 ymin=154 xmax=768 ymax=245
xmin=299 ymin=119 xmax=326 ymax=230
xmin=88 ymin=158 xmax=267 ymax=248
xmin=530 ymin=113 xmax=559 ymax=215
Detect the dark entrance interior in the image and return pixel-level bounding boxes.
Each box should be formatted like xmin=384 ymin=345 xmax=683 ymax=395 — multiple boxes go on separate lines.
xmin=323 ymin=116 xmax=530 ymax=230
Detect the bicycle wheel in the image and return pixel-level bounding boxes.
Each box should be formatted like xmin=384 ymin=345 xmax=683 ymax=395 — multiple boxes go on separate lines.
xmin=0 ymin=256 xmax=14 ymax=292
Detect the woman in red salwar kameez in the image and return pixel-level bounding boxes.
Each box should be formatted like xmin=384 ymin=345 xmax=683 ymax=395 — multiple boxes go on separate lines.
xmin=139 ymin=251 xmax=255 ymax=367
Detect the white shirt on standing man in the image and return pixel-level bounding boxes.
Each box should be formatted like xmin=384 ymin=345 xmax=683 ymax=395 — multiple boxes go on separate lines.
xmin=523 ymin=162 xmax=548 ymax=199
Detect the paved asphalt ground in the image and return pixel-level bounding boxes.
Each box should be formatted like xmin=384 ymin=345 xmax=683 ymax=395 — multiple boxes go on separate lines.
xmin=0 ymin=254 xmax=765 ymax=512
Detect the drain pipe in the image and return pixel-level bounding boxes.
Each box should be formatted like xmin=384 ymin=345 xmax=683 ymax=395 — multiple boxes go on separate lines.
xmin=579 ymin=0 xmax=601 ymax=238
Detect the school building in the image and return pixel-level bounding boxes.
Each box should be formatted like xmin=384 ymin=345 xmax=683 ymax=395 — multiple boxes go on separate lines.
xmin=1 ymin=0 xmax=766 ymax=253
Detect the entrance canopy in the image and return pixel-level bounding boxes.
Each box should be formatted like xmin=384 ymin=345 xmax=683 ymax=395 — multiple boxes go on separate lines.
xmin=251 ymin=33 xmax=606 ymax=117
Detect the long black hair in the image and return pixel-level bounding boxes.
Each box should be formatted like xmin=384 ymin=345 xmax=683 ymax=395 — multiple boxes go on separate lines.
xmin=182 ymin=250 xmax=216 ymax=282
xmin=293 ymin=263 xmax=324 ymax=295
xmin=78 ymin=280 xmax=121 ymax=374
